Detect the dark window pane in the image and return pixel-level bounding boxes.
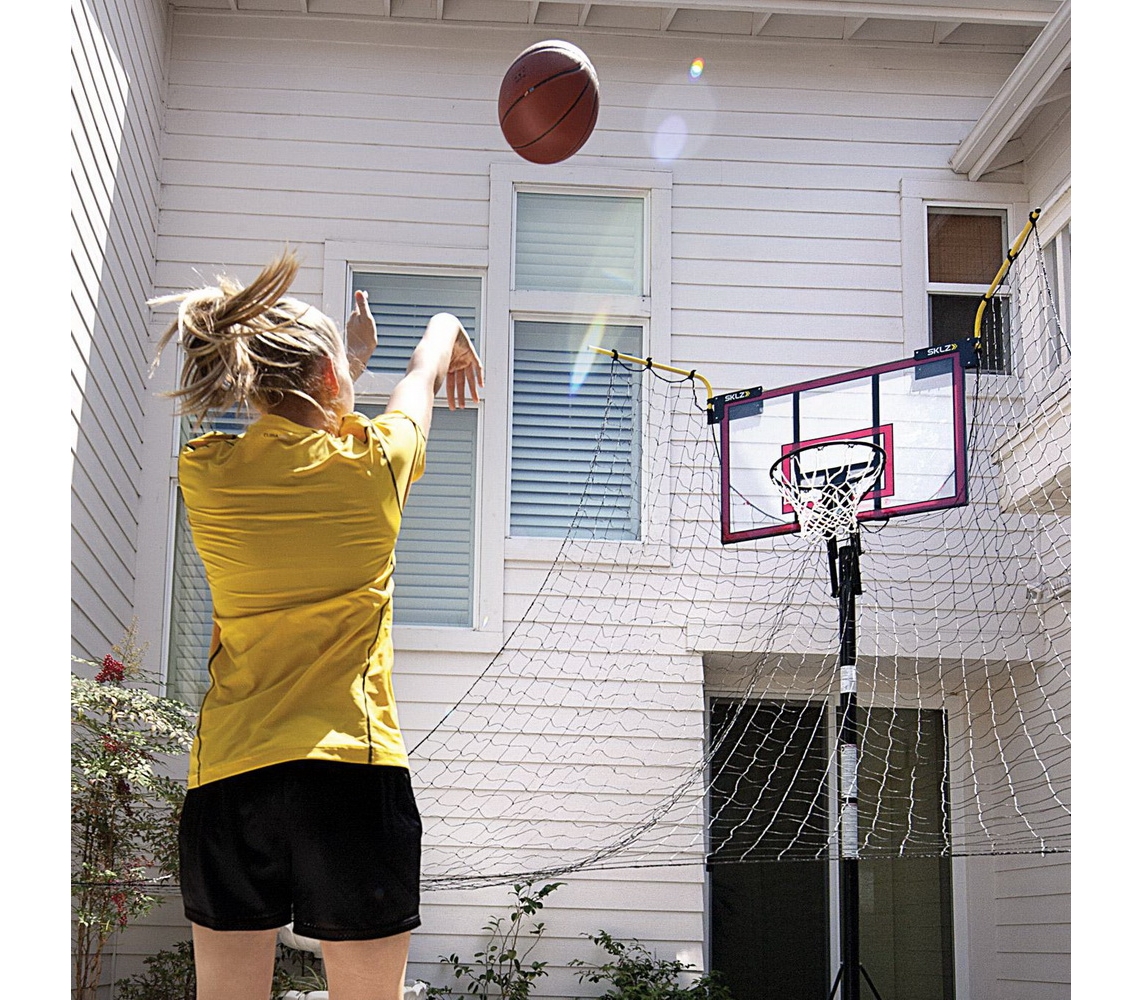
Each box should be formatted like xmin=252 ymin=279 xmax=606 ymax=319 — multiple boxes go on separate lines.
xmin=930 ymin=293 xmax=1009 ymax=374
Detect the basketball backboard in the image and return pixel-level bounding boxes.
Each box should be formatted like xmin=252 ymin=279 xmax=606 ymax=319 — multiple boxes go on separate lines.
xmin=715 ymin=351 xmax=968 ymax=544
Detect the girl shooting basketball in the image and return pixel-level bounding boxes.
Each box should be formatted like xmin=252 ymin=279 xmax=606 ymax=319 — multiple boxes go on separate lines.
xmin=152 ymin=250 xmax=482 ymax=1000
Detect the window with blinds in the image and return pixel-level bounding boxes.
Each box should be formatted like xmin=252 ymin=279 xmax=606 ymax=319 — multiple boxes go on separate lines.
xmin=352 ymin=272 xmax=482 ymax=373
xmin=166 ymin=269 xmax=484 ymax=701
xmin=515 ymin=192 xmax=644 ymax=294
xmin=359 ymin=403 xmax=477 ymax=627
xmin=167 ymin=410 xmax=249 ymax=705
xmin=926 ymin=208 xmax=1009 ymax=374
xmin=351 ymin=270 xmax=482 ymax=625
xmin=511 ymin=321 xmax=642 ymax=538
xmin=510 ymin=190 xmax=647 ymax=539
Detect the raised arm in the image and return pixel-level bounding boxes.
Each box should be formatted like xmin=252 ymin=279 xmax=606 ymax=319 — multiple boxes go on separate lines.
xmin=385 ymin=312 xmax=484 ymax=438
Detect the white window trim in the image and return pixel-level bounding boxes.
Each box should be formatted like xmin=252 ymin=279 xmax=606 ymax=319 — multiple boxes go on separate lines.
xmin=490 ymin=162 xmax=673 ymax=568
xmin=323 ymin=240 xmax=504 ymax=653
xmin=900 ymin=178 xmax=1029 ymax=388
xmin=1032 ymin=186 xmax=1072 ymax=398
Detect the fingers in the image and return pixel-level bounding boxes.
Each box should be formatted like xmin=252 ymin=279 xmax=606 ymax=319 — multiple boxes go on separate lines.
xmin=353 ymin=289 xmax=368 ymax=315
xmin=444 ymin=363 xmax=482 ymax=410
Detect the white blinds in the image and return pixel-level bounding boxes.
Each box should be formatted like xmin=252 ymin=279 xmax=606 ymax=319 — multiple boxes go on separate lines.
xmin=514 ymin=192 xmax=644 ymax=294
xmin=352 ymin=272 xmax=482 ymax=373
xmin=168 ymin=410 xmax=249 ymax=704
xmin=511 ymin=321 xmax=641 ymax=539
xmin=358 ymin=404 xmax=477 ymax=627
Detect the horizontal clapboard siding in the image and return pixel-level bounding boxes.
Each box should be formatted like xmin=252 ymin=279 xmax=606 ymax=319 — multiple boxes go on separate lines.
xmin=72 ymin=0 xmax=175 ymax=987
xmin=71 ymin=0 xmax=167 ymax=660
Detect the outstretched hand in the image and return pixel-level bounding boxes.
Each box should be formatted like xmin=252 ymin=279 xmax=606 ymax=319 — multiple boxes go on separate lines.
xmin=345 ymin=289 xmax=377 ymax=378
xmin=446 ymin=329 xmax=484 ymax=410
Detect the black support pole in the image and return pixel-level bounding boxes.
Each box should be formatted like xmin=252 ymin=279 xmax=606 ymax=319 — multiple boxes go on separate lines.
xmin=830 ymin=531 xmax=864 ymax=1000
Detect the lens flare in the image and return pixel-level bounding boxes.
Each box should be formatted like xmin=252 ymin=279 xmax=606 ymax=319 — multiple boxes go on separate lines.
xmin=652 ymin=115 xmax=688 ymax=163
xmin=570 ymin=315 xmax=610 ymax=394
xmin=690 ymin=57 xmax=705 ymax=79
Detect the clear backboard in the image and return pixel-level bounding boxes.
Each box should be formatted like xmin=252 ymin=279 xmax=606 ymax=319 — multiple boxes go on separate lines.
xmin=716 ymin=351 xmax=968 ymax=544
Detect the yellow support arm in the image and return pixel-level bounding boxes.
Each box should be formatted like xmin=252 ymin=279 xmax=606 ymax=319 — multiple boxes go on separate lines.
xmin=973 ymin=208 xmax=1041 ymax=349
xmin=589 ymin=346 xmax=715 ymax=414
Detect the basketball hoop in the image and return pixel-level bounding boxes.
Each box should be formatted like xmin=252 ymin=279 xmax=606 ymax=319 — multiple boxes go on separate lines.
xmin=769 ymin=440 xmax=887 ymax=542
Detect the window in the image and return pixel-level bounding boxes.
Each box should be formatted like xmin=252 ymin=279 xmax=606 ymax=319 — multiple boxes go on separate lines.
xmin=926 ymin=208 xmax=1009 ymax=374
xmin=350 ymin=269 xmax=483 ymax=627
xmin=164 ymin=270 xmax=485 ymax=701
xmin=1041 ymin=222 xmax=1071 ymax=369
xmin=508 ymin=190 xmax=650 ymax=540
xmin=167 ymin=411 xmax=248 ymax=705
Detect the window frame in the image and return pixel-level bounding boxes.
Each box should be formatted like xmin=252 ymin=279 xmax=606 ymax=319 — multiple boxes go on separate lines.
xmin=322 ymin=242 xmax=503 ymax=652
xmin=1038 ymin=209 xmax=1071 ymax=379
xmin=901 ymin=179 xmax=1027 ymax=388
xmin=489 ymin=162 xmax=673 ymax=568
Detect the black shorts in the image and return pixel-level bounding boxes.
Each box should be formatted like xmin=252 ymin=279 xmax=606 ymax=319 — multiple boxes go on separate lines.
xmin=179 ymin=760 xmax=422 ymax=940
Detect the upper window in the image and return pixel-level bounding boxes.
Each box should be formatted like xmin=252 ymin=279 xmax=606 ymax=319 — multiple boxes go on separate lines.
xmin=514 ymin=192 xmax=644 ymax=294
xmin=926 ymin=208 xmax=1009 ymax=374
xmin=509 ymin=190 xmax=648 ymax=540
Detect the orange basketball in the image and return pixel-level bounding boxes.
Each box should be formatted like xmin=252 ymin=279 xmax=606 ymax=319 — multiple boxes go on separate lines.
xmin=498 ymin=40 xmax=599 ymax=164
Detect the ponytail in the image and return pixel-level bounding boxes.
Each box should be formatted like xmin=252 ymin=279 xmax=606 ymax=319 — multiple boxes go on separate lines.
xmin=150 ymin=251 xmax=341 ymax=420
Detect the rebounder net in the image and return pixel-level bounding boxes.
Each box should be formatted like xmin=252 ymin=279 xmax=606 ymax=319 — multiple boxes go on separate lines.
xmin=410 ymin=220 xmax=1070 ymax=888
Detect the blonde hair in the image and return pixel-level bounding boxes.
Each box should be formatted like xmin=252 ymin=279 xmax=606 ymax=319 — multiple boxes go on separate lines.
xmin=150 ymin=250 xmax=342 ymax=419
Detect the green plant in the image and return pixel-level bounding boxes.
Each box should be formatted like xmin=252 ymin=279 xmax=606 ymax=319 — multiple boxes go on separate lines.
xmin=115 ymin=940 xmax=195 ymax=1000
xmin=114 ymin=940 xmax=328 ymax=999
xmin=430 ymin=880 xmax=564 ymax=999
xmin=71 ymin=622 xmax=197 ymax=1000
xmin=273 ymin=944 xmax=328 ymax=995
xmin=571 ymin=931 xmax=735 ymax=1000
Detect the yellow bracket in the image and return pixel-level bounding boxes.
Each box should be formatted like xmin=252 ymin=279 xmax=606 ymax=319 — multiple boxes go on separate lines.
xmin=973 ymin=207 xmax=1041 ymax=350
xmin=589 ymin=346 xmax=715 ymax=415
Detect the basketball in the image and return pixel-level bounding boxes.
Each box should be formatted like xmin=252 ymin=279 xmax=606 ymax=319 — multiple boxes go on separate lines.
xmin=498 ymin=40 xmax=599 ymax=164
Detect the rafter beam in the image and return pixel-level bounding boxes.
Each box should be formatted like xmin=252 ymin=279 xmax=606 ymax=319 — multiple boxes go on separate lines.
xmin=661 ymin=6 xmax=679 ymax=30
xmin=932 ymin=21 xmax=960 ymax=43
xmin=576 ymin=1 xmax=1056 ymax=28
xmin=751 ymin=12 xmax=773 ymax=34
xmin=843 ymin=17 xmax=867 ymax=39
xmin=579 ymin=2 xmax=592 ymax=25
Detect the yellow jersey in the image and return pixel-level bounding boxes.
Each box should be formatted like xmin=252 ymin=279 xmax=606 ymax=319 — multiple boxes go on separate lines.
xmin=177 ymin=410 xmax=426 ymax=788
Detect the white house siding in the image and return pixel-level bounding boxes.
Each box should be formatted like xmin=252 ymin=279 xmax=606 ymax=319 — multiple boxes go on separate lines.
xmin=71 ymin=0 xmax=169 ymax=661
xmin=104 ymin=6 xmax=1069 ymax=997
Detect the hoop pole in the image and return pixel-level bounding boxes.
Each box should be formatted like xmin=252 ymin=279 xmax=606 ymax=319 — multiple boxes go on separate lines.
xmin=589 ymin=346 xmax=715 ymax=415
xmin=836 ymin=531 xmax=862 ymax=1000
xmin=973 ymin=207 xmax=1041 ymax=352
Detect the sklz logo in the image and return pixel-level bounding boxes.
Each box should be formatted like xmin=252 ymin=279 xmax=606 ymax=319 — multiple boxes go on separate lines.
xmin=922 ymin=343 xmax=958 ymax=358
xmin=724 ymin=389 xmax=753 ymax=402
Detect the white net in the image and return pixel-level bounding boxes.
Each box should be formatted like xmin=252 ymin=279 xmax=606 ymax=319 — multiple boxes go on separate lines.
xmin=768 ymin=441 xmax=887 ymax=543
xmin=412 ymin=224 xmax=1070 ymax=889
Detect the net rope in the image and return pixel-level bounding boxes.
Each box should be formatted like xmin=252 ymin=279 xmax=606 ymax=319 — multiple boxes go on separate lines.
xmin=768 ymin=441 xmax=886 ymax=543
xmin=408 ymin=230 xmax=1070 ymax=889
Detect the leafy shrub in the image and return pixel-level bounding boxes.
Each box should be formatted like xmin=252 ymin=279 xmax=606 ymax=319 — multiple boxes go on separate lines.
xmin=571 ymin=931 xmax=734 ymax=1000
xmin=115 ymin=940 xmax=327 ymax=999
xmin=71 ymin=623 xmax=197 ymax=999
xmin=429 ymin=881 xmax=564 ymax=999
